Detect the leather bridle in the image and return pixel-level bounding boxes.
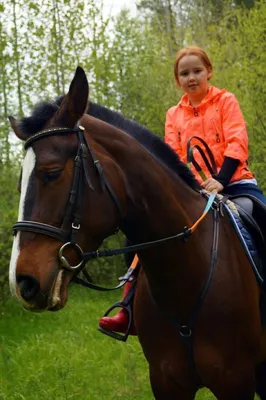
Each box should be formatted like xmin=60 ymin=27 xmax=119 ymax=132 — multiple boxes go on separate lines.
xmin=13 ymin=125 xmax=124 ymax=271
xmin=13 ymin=125 xmax=217 ymax=294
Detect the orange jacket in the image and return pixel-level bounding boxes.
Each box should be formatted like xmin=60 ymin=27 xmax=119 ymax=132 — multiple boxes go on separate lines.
xmin=165 ymin=86 xmax=254 ymax=184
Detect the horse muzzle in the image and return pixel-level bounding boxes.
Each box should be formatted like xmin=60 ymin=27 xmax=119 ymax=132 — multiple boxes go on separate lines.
xmin=15 ymin=269 xmax=71 ymax=312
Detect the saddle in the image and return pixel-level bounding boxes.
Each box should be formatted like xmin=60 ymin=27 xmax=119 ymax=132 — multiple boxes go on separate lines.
xmin=230 ymin=195 xmax=266 ymax=325
xmin=228 ymin=194 xmax=266 ymax=286
xmin=231 ymin=195 xmax=266 ymax=251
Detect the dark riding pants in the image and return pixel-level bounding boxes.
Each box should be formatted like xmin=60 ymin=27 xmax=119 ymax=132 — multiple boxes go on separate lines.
xmin=223 ymin=183 xmax=266 ymax=205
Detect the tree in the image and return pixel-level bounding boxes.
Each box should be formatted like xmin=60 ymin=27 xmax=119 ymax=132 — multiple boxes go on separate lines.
xmin=0 ymin=2 xmax=10 ymax=165
xmin=207 ymin=0 xmax=266 ymax=189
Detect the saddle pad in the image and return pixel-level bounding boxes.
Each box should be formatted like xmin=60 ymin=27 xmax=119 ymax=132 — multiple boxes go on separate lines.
xmin=223 ymin=203 xmax=264 ymax=284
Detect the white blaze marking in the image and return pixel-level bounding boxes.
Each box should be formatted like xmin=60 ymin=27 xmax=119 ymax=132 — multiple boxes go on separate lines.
xmin=9 ymin=148 xmax=36 ymax=296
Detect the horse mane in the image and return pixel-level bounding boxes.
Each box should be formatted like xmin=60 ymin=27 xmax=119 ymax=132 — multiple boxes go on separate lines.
xmin=18 ymin=97 xmax=200 ymax=191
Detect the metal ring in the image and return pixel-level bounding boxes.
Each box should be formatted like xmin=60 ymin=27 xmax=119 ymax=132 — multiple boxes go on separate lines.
xmin=58 ymin=242 xmax=84 ymax=271
xmin=71 ymin=222 xmax=80 ymax=230
xmin=180 ymin=325 xmax=192 ymax=337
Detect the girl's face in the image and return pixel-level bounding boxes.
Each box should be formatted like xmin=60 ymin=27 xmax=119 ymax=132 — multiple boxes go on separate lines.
xmin=177 ymin=54 xmax=212 ymax=104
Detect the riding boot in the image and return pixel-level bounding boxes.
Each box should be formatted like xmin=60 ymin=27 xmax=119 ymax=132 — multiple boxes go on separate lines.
xmin=98 ymin=280 xmax=136 ymax=335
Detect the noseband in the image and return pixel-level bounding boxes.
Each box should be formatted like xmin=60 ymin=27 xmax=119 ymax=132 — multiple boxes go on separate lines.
xmin=13 ymin=126 xmax=124 ymax=271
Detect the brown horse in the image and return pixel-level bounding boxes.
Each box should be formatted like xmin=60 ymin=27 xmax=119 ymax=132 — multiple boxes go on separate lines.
xmin=9 ymin=67 xmax=266 ymax=399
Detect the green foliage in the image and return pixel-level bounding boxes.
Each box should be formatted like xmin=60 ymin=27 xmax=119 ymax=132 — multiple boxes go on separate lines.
xmin=98 ymin=10 xmax=177 ymax=136
xmin=207 ymin=0 xmax=266 ymax=190
xmin=0 ymin=286 xmax=217 ymax=399
xmin=0 ymin=162 xmax=20 ymax=308
xmin=0 ymin=288 xmax=152 ymax=399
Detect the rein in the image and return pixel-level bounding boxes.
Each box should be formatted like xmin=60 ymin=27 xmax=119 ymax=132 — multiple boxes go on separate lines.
xmin=187 ymin=136 xmax=217 ymax=181
xmin=71 ymin=193 xmax=216 ymax=292
xmin=13 ymin=125 xmax=216 ymax=291
xmin=81 ymin=192 xmax=216 ymax=261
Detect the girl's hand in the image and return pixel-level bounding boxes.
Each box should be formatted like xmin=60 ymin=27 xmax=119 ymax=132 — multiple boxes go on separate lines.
xmin=201 ymin=178 xmax=224 ymax=194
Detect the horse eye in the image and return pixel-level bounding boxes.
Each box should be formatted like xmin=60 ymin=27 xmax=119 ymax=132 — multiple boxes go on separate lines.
xmin=42 ymin=169 xmax=63 ymax=184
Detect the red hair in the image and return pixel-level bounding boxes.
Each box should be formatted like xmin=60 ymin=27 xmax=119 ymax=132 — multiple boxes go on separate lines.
xmin=174 ymin=46 xmax=213 ymax=84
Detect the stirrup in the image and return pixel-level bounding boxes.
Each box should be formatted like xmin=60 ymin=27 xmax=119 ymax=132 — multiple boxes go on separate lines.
xmin=98 ymin=278 xmax=136 ymax=341
xmin=98 ymin=301 xmax=133 ymax=342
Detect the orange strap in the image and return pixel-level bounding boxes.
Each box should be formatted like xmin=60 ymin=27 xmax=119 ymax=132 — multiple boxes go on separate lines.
xmin=190 ymin=212 xmax=208 ymax=232
xmin=130 ymin=254 xmax=139 ymax=270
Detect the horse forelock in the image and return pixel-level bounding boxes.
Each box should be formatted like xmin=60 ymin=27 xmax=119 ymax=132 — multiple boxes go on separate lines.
xmin=18 ymin=101 xmax=60 ymax=137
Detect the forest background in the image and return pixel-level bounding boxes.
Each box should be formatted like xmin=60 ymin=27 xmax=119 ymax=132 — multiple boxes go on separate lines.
xmin=0 ymin=0 xmax=266 ymax=305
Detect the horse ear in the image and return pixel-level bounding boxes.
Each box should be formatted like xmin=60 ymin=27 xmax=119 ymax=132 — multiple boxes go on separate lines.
xmin=8 ymin=116 xmax=28 ymax=141
xmin=54 ymin=66 xmax=89 ymax=128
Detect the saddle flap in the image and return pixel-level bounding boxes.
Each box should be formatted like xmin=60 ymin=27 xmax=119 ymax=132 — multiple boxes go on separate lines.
xmin=230 ymin=194 xmax=266 ymax=245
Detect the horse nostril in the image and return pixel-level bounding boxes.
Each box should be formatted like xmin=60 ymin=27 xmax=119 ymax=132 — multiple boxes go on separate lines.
xmin=17 ymin=275 xmax=40 ymax=300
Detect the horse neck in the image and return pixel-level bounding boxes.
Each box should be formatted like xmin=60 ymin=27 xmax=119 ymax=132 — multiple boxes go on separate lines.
xmin=120 ymin=153 xmax=201 ymax=241
xmin=82 ymin=116 xmax=209 ymax=313
xmin=82 ymin=114 xmax=203 ymax=240
xmin=117 ymin=149 xmax=211 ymax=317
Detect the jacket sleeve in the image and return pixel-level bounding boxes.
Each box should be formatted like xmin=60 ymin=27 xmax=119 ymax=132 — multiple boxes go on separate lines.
xmin=214 ymin=156 xmax=240 ymax=187
xmin=221 ymin=93 xmax=249 ymax=163
xmin=164 ymin=109 xmax=179 ymax=153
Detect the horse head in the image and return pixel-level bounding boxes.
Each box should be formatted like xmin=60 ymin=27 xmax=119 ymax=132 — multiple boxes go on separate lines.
xmin=9 ymin=67 xmax=126 ymax=311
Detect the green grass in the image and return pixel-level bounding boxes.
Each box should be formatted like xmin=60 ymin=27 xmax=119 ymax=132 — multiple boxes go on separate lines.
xmin=0 ymin=285 xmax=222 ymax=399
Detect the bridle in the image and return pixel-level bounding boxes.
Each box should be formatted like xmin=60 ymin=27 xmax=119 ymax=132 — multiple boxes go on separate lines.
xmin=13 ymin=125 xmax=124 ymax=271
xmin=13 ymin=125 xmax=217 ymax=288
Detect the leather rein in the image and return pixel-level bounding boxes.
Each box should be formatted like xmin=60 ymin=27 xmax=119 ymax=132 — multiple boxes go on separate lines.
xmin=13 ymin=126 xmax=216 ymax=291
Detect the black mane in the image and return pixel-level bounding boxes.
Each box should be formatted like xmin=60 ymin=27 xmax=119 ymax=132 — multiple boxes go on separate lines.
xmin=18 ymin=97 xmax=200 ymax=190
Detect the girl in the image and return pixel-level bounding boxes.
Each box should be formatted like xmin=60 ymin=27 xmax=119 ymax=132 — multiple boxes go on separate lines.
xmin=165 ymin=45 xmax=266 ymax=203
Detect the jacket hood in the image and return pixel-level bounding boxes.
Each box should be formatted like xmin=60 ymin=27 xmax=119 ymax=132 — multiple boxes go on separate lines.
xmin=177 ymin=86 xmax=226 ymax=108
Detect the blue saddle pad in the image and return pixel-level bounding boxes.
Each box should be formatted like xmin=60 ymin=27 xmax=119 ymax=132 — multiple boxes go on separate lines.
xmin=223 ymin=203 xmax=264 ymax=285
